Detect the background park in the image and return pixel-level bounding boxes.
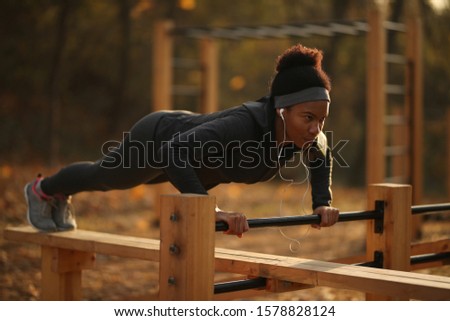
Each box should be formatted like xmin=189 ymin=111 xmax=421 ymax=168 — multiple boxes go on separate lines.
xmin=1 ymin=0 xmax=449 ymax=300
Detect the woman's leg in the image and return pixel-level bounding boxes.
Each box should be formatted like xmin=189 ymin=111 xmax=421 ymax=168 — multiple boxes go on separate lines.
xmin=26 ymin=112 xmax=166 ymax=231
xmin=41 ymin=112 xmax=165 ymax=196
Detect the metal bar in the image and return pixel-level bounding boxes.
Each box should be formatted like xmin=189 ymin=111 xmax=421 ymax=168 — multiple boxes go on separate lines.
xmin=216 ymin=209 xmax=382 ymax=232
xmin=410 ymin=252 xmax=450 ymax=265
xmin=214 ymin=277 xmax=266 ymax=294
xmin=172 ymin=20 xmax=369 ymax=40
xmin=411 ymin=203 xmax=450 ymax=215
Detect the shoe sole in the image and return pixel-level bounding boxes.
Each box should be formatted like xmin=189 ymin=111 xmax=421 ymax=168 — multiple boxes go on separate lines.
xmin=24 ymin=183 xmax=57 ymax=232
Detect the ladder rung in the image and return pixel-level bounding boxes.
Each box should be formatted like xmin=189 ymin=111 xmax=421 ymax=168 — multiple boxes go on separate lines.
xmin=385 ymin=176 xmax=408 ymax=184
xmin=172 ymin=85 xmax=201 ymax=96
xmin=383 ymin=21 xmax=406 ymax=32
xmin=173 ymin=58 xmax=201 ymax=69
xmin=385 ymin=54 xmax=407 ymax=64
xmin=385 ymin=84 xmax=405 ymax=95
xmin=385 ymin=145 xmax=408 ymax=156
xmin=384 ymin=115 xmax=407 ymax=125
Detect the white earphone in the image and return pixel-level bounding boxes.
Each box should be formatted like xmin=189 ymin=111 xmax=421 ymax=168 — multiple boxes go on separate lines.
xmin=279 ymin=108 xmax=285 ymax=120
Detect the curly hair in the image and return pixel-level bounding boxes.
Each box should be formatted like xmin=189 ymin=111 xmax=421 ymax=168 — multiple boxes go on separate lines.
xmin=270 ymin=44 xmax=331 ymax=96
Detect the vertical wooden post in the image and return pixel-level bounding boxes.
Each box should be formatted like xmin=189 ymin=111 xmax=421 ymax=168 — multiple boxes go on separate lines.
xmin=366 ymin=2 xmax=387 ymax=185
xmin=447 ymin=110 xmax=450 ymax=199
xmin=406 ymin=11 xmax=423 ymax=205
xmin=152 ymin=19 xmax=173 ymax=111
xmin=159 ymin=194 xmax=216 ymax=300
xmin=152 ymin=19 xmax=174 ymax=223
xmin=41 ymin=246 xmax=95 ymax=300
xmin=200 ymin=37 xmax=219 ymax=114
xmin=366 ymin=183 xmax=412 ymax=300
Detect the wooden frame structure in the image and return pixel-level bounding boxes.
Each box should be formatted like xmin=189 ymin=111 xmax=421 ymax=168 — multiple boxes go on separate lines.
xmin=4 ymin=184 xmax=450 ymax=300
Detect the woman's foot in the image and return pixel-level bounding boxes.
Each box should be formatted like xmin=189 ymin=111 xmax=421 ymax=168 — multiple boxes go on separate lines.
xmin=24 ymin=176 xmax=77 ymax=232
xmin=24 ymin=177 xmax=57 ymax=232
xmin=52 ymin=195 xmax=77 ymax=231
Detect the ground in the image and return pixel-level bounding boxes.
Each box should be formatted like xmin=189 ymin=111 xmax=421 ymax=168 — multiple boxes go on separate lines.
xmin=1 ymin=165 xmax=449 ymax=300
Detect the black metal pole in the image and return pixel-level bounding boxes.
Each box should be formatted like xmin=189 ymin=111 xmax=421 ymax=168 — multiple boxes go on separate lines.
xmin=411 ymin=203 xmax=450 ymax=215
xmin=214 ymin=277 xmax=267 ymax=294
xmin=410 ymin=252 xmax=450 ymax=265
xmin=215 ymin=209 xmax=382 ymax=232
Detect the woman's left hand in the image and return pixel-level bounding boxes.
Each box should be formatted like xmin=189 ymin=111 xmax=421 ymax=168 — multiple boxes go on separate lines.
xmin=215 ymin=206 xmax=249 ymax=238
xmin=311 ymin=206 xmax=339 ymax=229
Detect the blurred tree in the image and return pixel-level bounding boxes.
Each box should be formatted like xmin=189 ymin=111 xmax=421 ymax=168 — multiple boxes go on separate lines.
xmin=109 ymin=0 xmax=132 ymax=136
xmin=48 ymin=0 xmax=76 ymax=165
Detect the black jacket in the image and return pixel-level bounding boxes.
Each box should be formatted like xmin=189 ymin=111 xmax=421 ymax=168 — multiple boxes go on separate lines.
xmin=150 ymin=96 xmax=333 ymax=209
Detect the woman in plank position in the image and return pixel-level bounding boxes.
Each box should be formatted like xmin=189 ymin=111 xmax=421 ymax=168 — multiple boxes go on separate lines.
xmin=25 ymin=44 xmax=339 ymax=236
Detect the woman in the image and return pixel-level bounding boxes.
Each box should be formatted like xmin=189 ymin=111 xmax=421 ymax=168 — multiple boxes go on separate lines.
xmin=25 ymin=44 xmax=339 ymax=236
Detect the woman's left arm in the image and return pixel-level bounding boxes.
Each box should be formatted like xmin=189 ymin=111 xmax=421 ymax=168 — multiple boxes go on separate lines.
xmin=307 ymin=133 xmax=339 ymax=228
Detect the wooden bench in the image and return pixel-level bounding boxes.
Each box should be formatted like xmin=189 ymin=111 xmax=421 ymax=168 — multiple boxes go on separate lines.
xmin=5 ymin=225 xmax=450 ymax=300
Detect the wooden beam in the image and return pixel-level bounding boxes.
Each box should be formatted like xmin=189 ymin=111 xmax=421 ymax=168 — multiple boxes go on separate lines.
xmin=5 ymin=225 xmax=450 ymax=300
xmin=159 ymin=194 xmax=216 ymax=300
xmin=4 ymin=226 xmax=160 ymax=261
xmin=214 ymin=247 xmax=450 ymax=301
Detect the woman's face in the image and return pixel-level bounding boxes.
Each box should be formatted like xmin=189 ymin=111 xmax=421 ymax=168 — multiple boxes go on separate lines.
xmin=282 ymin=100 xmax=329 ymax=149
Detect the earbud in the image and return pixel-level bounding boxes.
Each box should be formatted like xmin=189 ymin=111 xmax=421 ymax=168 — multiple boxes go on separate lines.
xmin=279 ymin=108 xmax=285 ymax=120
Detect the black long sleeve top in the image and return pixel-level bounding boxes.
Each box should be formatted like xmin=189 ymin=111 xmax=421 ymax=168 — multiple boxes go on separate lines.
xmin=149 ymin=96 xmax=333 ymax=209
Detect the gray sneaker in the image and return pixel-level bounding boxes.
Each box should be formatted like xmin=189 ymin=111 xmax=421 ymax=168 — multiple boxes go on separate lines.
xmin=52 ymin=195 xmax=77 ymax=231
xmin=24 ymin=179 xmax=57 ymax=232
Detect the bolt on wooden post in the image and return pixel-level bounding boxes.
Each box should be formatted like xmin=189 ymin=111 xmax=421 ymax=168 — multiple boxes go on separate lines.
xmin=159 ymin=194 xmax=216 ymax=300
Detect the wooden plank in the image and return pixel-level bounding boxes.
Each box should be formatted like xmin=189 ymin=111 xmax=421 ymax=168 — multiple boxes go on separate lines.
xmin=411 ymin=239 xmax=450 ymax=270
xmin=411 ymin=239 xmax=450 ymax=256
xmin=214 ymin=247 xmax=450 ymax=300
xmin=6 ymin=226 xmax=449 ymax=300
xmin=4 ymin=226 xmax=160 ymax=261
xmin=159 ymin=194 xmax=216 ymax=300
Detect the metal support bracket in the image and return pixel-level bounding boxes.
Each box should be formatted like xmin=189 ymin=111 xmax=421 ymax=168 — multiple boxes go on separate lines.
xmin=374 ymin=200 xmax=385 ymax=234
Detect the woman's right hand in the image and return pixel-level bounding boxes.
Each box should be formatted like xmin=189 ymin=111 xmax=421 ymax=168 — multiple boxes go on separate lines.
xmin=215 ymin=206 xmax=249 ymax=238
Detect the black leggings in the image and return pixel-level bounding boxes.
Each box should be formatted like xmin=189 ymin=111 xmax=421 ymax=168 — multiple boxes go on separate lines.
xmin=41 ymin=112 xmax=167 ymax=196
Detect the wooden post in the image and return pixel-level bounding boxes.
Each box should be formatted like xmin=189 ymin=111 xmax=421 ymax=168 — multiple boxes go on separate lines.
xmin=159 ymin=194 xmax=216 ymax=300
xmin=152 ymin=19 xmax=174 ymax=224
xmin=447 ymin=110 xmax=450 ymax=199
xmin=152 ymin=19 xmax=173 ymax=111
xmin=366 ymin=183 xmax=412 ymax=300
xmin=406 ymin=7 xmax=423 ymax=204
xmin=366 ymin=2 xmax=387 ymax=185
xmin=41 ymin=246 xmax=95 ymax=300
xmin=200 ymin=38 xmax=219 ymax=114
